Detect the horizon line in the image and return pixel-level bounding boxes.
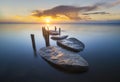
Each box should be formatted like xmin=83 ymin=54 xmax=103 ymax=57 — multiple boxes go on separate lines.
xmin=0 ymin=20 xmax=120 ymax=24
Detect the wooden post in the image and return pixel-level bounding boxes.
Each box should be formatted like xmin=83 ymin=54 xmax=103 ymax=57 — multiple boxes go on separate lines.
xmin=45 ymin=29 xmax=50 ymax=47
xmin=47 ymin=26 xmax=49 ymax=31
xmin=42 ymin=27 xmax=44 ymax=37
xmin=55 ymin=26 xmax=57 ymax=31
xmin=31 ymin=34 xmax=36 ymax=51
xmin=42 ymin=27 xmax=50 ymax=47
xmin=42 ymin=27 xmax=45 ymax=38
xmin=59 ymin=28 xmax=61 ymax=35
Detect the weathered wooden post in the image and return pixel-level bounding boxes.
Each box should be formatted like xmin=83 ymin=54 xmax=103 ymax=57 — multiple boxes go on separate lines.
xmin=47 ymin=26 xmax=49 ymax=31
xmin=42 ymin=27 xmax=46 ymax=38
xmin=59 ymin=28 xmax=61 ymax=35
xmin=55 ymin=26 xmax=57 ymax=31
xmin=31 ymin=34 xmax=36 ymax=51
xmin=42 ymin=27 xmax=50 ymax=47
xmin=45 ymin=29 xmax=50 ymax=47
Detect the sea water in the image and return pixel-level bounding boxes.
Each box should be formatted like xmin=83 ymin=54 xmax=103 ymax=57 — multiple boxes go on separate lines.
xmin=0 ymin=23 xmax=120 ymax=82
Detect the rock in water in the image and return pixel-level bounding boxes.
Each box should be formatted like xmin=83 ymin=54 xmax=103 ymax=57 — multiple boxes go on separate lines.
xmin=39 ymin=46 xmax=88 ymax=73
xmin=57 ymin=38 xmax=85 ymax=52
xmin=51 ymin=35 xmax=68 ymax=40
xmin=49 ymin=30 xmax=59 ymax=35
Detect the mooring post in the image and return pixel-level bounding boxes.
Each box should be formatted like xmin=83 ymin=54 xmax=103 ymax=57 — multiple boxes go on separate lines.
xmin=42 ymin=27 xmax=50 ymax=47
xmin=55 ymin=26 xmax=57 ymax=31
xmin=31 ymin=34 xmax=36 ymax=51
xmin=42 ymin=27 xmax=44 ymax=36
xmin=45 ymin=29 xmax=50 ymax=47
xmin=59 ymin=28 xmax=61 ymax=35
xmin=42 ymin=27 xmax=45 ymax=38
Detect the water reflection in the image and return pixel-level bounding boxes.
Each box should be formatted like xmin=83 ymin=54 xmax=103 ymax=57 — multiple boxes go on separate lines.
xmin=33 ymin=51 xmax=37 ymax=57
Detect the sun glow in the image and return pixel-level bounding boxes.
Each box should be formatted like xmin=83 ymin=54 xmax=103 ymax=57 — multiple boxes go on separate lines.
xmin=44 ymin=17 xmax=52 ymax=23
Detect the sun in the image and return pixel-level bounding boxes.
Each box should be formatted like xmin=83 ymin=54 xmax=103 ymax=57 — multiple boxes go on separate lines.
xmin=45 ymin=17 xmax=51 ymax=23
xmin=46 ymin=18 xmax=50 ymax=23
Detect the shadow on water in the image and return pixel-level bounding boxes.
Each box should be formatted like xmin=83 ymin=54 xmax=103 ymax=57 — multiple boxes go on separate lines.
xmin=33 ymin=51 xmax=37 ymax=57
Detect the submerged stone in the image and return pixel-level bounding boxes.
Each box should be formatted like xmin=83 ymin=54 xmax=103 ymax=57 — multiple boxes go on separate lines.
xmin=49 ymin=30 xmax=59 ymax=35
xmin=57 ymin=38 xmax=85 ymax=52
xmin=51 ymin=35 xmax=68 ymax=40
xmin=39 ymin=46 xmax=88 ymax=73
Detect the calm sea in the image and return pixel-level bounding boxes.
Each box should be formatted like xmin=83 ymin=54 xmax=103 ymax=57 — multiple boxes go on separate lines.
xmin=0 ymin=23 xmax=120 ymax=82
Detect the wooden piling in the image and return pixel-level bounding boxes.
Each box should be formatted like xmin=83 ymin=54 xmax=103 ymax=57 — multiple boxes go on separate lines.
xmin=47 ymin=26 xmax=49 ymax=31
xmin=45 ymin=29 xmax=50 ymax=47
xmin=55 ymin=26 xmax=57 ymax=31
xmin=31 ymin=34 xmax=36 ymax=51
xmin=42 ymin=27 xmax=50 ymax=47
xmin=59 ymin=28 xmax=61 ymax=35
xmin=42 ymin=27 xmax=46 ymax=38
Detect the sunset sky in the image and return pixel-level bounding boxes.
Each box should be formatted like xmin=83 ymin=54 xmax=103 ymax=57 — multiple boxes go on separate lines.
xmin=0 ymin=0 xmax=120 ymax=23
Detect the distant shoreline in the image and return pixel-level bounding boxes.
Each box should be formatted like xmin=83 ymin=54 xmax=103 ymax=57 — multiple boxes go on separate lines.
xmin=0 ymin=20 xmax=120 ymax=25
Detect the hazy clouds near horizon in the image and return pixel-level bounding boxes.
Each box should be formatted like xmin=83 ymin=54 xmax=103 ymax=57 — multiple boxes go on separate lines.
xmin=32 ymin=0 xmax=120 ymax=20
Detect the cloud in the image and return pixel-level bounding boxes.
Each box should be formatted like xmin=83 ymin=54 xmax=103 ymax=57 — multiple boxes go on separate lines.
xmin=83 ymin=12 xmax=110 ymax=15
xmin=103 ymin=0 xmax=120 ymax=8
xmin=31 ymin=5 xmax=100 ymax=20
xmin=32 ymin=0 xmax=120 ymax=21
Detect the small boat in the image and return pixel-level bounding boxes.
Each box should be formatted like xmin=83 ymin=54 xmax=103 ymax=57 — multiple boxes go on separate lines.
xmin=39 ymin=46 xmax=88 ymax=73
xmin=49 ymin=30 xmax=59 ymax=35
xmin=57 ymin=38 xmax=85 ymax=52
xmin=51 ymin=35 xmax=68 ymax=40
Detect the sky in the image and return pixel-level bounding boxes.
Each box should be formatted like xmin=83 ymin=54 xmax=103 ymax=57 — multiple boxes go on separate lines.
xmin=0 ymin=0 xmax=120 ymax=23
